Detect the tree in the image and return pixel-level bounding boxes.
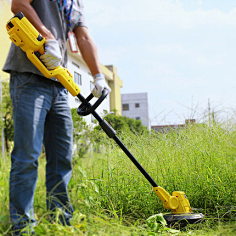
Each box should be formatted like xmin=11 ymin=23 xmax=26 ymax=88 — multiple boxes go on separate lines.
xmin=94 ymin=112 xmax=148 ymax=136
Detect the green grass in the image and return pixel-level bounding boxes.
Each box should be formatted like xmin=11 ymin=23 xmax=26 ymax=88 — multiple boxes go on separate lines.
xmin=0 ymin=122 xmax=236 ymax=235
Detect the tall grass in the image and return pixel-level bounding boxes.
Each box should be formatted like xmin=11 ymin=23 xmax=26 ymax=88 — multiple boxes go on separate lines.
xmin=0 ymin=121 xmax=236 ymax=235
xmin=0 ymin=157 xmax=10 ymax=233
xmin=77 ymin=122 xmax=236 ymax=222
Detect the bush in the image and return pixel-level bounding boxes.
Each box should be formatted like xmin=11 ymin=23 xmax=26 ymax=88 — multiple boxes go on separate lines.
xmin=71 ymin=108 xmax=94 ymax=158
xmin=94 ymin=112 xmax=148 ymax=136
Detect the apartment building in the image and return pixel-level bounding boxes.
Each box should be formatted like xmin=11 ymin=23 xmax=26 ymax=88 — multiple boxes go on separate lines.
xmin=121 ymin=93 xmax=150 ymax=130
xmin=151 ymin=119 xmax=196 ymax=133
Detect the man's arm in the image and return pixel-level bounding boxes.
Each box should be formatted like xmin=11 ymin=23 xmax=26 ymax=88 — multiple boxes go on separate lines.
xmin=73 ymin=26 xmax=101 ymax=76
xmin=11 ymin=0 xmax=62 ymax=69
xmin=11 ymin=0 xmax=55 ymax=39
xmin=74 ymin=26 xmax=111 ymax=97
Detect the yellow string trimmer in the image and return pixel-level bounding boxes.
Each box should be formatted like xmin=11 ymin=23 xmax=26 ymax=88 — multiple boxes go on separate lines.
xmin=6 ymin=12 xmax=204 ymax=225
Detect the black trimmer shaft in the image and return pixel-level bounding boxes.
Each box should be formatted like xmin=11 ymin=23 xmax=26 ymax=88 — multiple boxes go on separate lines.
xmin=77 ymin=92 xmax=158 ymax=187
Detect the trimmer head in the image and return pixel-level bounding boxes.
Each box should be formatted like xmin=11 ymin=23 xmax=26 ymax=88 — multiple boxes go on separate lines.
xmin=163 ymin=212 xmax=204 ymax=226
xmin=153 ymin=186 xmax=204 ymax=226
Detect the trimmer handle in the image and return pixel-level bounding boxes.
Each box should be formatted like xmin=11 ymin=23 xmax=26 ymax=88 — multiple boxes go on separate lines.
xmin=6 ymin=12 xmax=81 ymax=97
xmin=77 ymin=89 xmax=109 ymax=116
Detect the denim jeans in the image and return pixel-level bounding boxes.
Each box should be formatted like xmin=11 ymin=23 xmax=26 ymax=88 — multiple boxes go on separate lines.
xmin=9 ymin=72 xmax=74 ymax=233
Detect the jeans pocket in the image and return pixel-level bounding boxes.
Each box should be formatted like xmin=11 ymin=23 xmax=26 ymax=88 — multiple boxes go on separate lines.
xmin=55 ymin=85 xmax=69 ymax=102
xmin=10 ymin=72 xmax=37 ymax=101
xmin=14 ymin=72 xmax=35 ymax=89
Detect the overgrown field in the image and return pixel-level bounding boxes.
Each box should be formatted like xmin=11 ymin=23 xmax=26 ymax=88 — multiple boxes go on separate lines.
xmin=0 ymin=122 xmax=236 ymax=235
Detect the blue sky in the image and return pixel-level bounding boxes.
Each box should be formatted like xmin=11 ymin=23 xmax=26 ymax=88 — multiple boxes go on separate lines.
xmin=84 ymin=0 xmax=236 ymax=125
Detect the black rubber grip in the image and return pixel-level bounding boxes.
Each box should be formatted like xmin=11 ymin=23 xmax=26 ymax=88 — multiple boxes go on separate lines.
xmin=77 ymin=89 xmax=109 ymax=116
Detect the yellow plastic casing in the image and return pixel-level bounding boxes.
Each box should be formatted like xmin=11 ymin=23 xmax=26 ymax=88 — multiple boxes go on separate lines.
xmin=6 ymin=13 xmax=81 ymax=97
xmin=153 ymin=187 xmax=192 ymax=214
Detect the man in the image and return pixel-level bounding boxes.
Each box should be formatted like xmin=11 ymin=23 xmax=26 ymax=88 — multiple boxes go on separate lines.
xmin=3 ymin=0 xmax=111 ymax=235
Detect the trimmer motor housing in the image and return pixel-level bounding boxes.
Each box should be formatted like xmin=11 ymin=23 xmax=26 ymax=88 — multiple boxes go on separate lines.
xmin=154 ymin=187 xmax=191 ymax=214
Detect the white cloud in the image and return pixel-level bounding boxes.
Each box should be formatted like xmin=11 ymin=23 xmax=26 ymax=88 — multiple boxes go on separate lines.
xmin=98 ymin=45 xmax=127 ymax=64
xmin=195 ymin=54 xmax=224 ymax=67
xmin=146 ymin=44 xmax=190 ymax=56
xmin=85 ymin=0 xmax=236 ymax=29
xmin=84 ymin=0 xmax=236 ymax=124
xmin=198 ymin=0 xmax=203 ymax=5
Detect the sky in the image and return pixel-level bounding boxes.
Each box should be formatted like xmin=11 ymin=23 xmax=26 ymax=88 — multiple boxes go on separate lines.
xmin=84 ymin=0 xmax=236 ymax=125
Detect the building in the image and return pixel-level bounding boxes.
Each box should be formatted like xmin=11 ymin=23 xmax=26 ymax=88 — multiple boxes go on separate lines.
xmin=121 ymin=93 xmax=150 ymax=130
xmin=0 ymin=0 xmax=123 ymax=125
xmin=151 ymin=119 xmax=196 ymax=133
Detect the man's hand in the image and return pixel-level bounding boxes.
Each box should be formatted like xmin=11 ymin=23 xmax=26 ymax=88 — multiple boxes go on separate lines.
xmin=93 ymin=74 xmax=111 ymax=98
xmin=40 ymin=40 xmax=62 ymax=70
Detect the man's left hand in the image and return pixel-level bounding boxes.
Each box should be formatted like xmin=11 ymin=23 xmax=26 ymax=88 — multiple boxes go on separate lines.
xmin=93 ymin=74 xmax=111 ymax=98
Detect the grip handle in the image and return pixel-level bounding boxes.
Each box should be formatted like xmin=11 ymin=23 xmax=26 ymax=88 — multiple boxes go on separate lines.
xmin=77 ymin=89 xmax=109 ymax=116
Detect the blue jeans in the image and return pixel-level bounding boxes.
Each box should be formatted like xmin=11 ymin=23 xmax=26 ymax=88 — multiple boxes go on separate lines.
xmin=9 ymin=72 xmax=74 ymax=232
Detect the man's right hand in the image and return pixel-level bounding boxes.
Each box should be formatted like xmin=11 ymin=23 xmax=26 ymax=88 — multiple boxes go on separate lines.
xmin=40 ymin=39 xmax=62 ymax=70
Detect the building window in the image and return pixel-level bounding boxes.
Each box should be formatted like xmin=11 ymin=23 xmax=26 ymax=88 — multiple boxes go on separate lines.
xmin=136 ymin=117 xmax=140 ymax=120
xmin=135 ymin=103 xmax=140 ymax=108
xmin=74 ymin=72 xmax=82 ymax=85
xmin=72 ymin=62 xmax=80 ymax=68
xmin=122 ymin=104 xmax=129 ymax=111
